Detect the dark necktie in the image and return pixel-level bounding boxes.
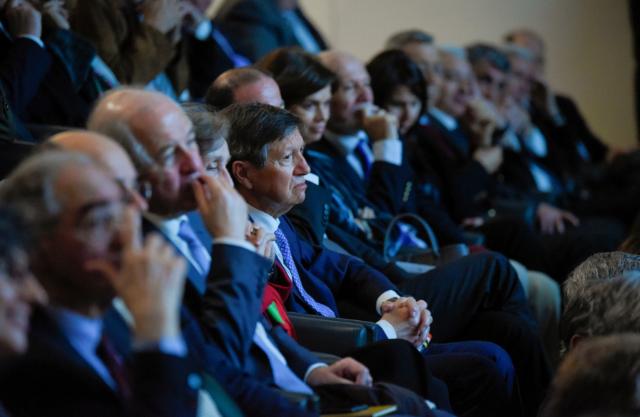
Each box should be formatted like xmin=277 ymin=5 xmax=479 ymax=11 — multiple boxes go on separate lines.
xmin=354 ymin=139 xmax=373 ymax=178
xmin=273 ymin=228 xmax=335 ymax=318
xmin=96 ymin=334 xmax=131 ymax=399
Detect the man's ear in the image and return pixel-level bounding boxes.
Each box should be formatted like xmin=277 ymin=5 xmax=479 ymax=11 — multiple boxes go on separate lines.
xmin=231 ymin=160 xmax=254 ymax=190
xmin=569 ymin=334 xmax=584 ymax=350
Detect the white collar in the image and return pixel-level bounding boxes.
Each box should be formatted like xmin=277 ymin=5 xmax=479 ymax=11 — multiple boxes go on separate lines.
xmin=324 ymin=130 xmax=368 ymax=156
xmin=48 ymin=306 xmax=104 ymax=353
xmin=429 ymin=108 xmax=458 ymax=131
xmin=248 ymin=206 xmax=280 ymax=234
xmin=144 ymin=211 xmax=188 ymax=239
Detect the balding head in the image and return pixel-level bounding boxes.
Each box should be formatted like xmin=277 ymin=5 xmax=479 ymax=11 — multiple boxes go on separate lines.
xmin=205 ymin=68 xmax=284 ymax=110
xmin=317 ymin=50 xmax=373 ymax=134
xmin=88 ymin=88 xmax=202 ymax=217
xmin=50 ymin=131 xmax=147 ymax=210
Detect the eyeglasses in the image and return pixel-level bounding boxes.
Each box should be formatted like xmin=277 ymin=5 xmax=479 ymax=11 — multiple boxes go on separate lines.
xmin=115 ymin=178 xmax=153 ymax=201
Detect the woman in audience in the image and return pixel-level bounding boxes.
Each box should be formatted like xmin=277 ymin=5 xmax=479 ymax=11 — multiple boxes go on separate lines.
xmin=0 ymin=207 xmax=47 ymax=415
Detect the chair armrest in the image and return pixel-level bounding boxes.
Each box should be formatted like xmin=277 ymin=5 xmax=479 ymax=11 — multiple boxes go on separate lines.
xmin=289 ymin=312 xmax=378 ymax=356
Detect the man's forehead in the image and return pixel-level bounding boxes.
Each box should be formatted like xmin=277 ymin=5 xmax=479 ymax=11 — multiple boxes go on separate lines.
xmin=269 ymin=129 xmax=303 ymax=153
xmin=55 ymin=165 xmax=119 ymax=208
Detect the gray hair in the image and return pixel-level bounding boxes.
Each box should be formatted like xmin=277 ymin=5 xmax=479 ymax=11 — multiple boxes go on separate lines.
xmin=385 ymin=30 xmax=434 ymax=49
xmin=564 ymin=251 xmax=640 ymax=305
xmin=0 ymin=150 xmax=93 ymax=238
xmin=181 ymin=102 xmax=229 ymax=159
xmin=561 ymin=272 xmax=640 ymax=351
xmin=541 ymin=333 xmax=640 ymax=417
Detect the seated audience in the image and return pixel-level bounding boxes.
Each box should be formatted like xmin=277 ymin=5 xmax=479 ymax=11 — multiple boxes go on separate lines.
xmin=0 ymin=148 xmax=199 ymax=416
xmin=87 ymin=87 xmax=449 ymax=417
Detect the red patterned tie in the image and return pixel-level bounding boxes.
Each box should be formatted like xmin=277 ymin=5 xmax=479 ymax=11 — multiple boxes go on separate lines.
xmin=96 ymin=334 xmax=131 ymax=400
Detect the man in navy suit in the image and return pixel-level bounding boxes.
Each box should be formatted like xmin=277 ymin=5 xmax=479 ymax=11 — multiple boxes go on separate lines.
xmin=0 ymin=147 xmax=199 ymax=417
xmin=86 ymin=88 xmax=445 ymax=417
xmin=225 ymin=101 xmax=552 ymax=417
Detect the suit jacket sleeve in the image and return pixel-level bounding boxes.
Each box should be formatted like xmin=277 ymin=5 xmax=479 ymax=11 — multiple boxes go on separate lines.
xmin=0 ymin=37 xmax=51 ymax=115
xmin=282 ymin=217 xmax=398 ymax=314
xmin=366 ymin=161 xmax=415 ymax=215
xmin=70 ymin=0 xmax=176 ymax=84
xmin=197 ymin=243 xmax=273 ymax=369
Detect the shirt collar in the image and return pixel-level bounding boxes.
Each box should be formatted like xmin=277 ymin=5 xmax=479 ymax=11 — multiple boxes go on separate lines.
xmin=429 ymin=107 xmax=458 ymax=131
xmin=48 ymin=306 xmax=104 ymax=353
xmin=144 ymin=211 xmax=188 ymax=240
xmin=248 ymin=205 xmax=280 ymax=234
xmin=324 ymin=130 xmax=368 ymax=156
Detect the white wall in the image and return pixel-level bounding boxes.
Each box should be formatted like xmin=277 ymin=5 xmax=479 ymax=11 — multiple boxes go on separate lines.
xmin=208 ymin=0 xmax=635 ymax=147
xmin=296 ymin=0 xmax=636 ymax=147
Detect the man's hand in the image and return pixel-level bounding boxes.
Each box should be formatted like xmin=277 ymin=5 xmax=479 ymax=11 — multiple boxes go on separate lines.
xmin=140 ymin=0 xmax=183 ymax=34
xmin=473 ymin=146 xmax=503 ymax=174
xmin=193 ymin=173 xmax=247 ymax=241
xmin=245 ymin=222 xmax=275 ymax=261
xmin=464 ymin=97 xmax=506 ymax=147
xmin=5 ymin=0 xmax=42 ymax=38
xmin=381 ymin=297 xmax=431 ymax=346
xmin=86 ymin=207 xmax=187 ymax=344
xmin=41 ymin=0 xmax=69 ymax=30
xmin=358 ymin=105 xmax=399 ymax=142
xmin=536 ymin=202 xmax=580 ymax=234
xmin=306 ymin=358 xmax=372 ymax=387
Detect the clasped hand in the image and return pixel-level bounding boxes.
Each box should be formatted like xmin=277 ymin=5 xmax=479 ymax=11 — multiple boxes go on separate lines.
xmin=381 ymin=297 xmax=432 ymax=347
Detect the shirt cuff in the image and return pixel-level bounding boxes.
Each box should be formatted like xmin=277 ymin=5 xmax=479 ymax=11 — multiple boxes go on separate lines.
xmin=376 ymin=290 xmax=401 ymax=315
xmin=19 ymin=35 xmax=44 ymax=48
xmin=303 ymin=362 xmax=328 ymax=382
xmin=376 ymin=319 xmax=397 ymax=339
xmin=194 ymin=19 xmax=212 ymax=40
xmin=372 ymin=138 xmax=403 ymax=165
xmin=133 ymin=335 xmax=188 ymax=357
xmin=212 ymin=238 xmax=256 ymax=253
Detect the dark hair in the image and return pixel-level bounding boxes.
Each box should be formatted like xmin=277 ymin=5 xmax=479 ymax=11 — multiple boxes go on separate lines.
xmin=181 ymin=102 xmax=229 ymax=157
xmin=385 ymin=30 xmax=434 ymax=49
xmin=205 ymin=68 xmax=269 ymax=110
xmin=255 ymin=47 xmax=335 ymax=108
xmin=466 ymin=43 xmax=511 ymax=72
xmin=222 ymin=103 xmax=300 ymax=168
xmin=366 ymin=49 xmax=428 ymax=114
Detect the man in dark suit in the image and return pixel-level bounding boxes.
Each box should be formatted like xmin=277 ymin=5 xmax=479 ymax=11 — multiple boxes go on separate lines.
xmin=0 ymin=148 xmax=199 ymax=417
xmin=214 ymin=0 xmax=327 ymax=62
xmin=87 ymin=88 xmax=445 ymax=417
xmin=225 ymin=101 xmax=552 ymax=417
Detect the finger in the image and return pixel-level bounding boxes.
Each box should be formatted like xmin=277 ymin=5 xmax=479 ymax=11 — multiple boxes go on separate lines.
xmin=121 ymin=206 xmax=142 ymax=251
xmin=192 ymin=179 xmax=209 ymax=213
xmin=564 ymin=212 xmax=580 ymax=226
xmin=556 ymin=217 xmax=565 ymax=234
xmin=355 ymin=369 xmax=372 ymax=387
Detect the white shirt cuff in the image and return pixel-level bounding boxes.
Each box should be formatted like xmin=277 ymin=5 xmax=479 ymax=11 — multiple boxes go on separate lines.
xmin=194 ymin=19 xmax=212 ymax=40
xmin=19 ymin=35 xmax=44 ymax=48
xmin=375 ymin=290 xmax=401 ymax=315
xmin=375 ymin=319 xmax=397 ymax=339
xmin=303 ymin=362 xmax=328 ymax=382
xmin=372 ymin=138 xmax=403 ymax=165
xmin=212 ymin=238 xmax=256 ymax=253
xmin=134 ymin=335 xmax=188 ymax=357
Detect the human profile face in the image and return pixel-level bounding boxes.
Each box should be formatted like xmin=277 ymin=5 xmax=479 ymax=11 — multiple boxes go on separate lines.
xmin=384 ymin=85 xmax=423 ymax=135
xmin=472 ymin=60 xmax=507 ymax=105
xmin=40 ymin=165 xmax=130 ymax=308
xmin=436 ymin=53 xmax=474 ymax=118
xmin=203 ymin=141 xmax=233 ymax=187
xmin=506 ymin=55 xmax=534 ymax=106
xmin=133 ymin=102 xmax=204 ymax=216
xmin=241 ymin=129 xmax=309 ymax=217
xmin=288 ymin=86 xmax=331 ymax=144
xmin=327 ymin=56 xmax=374 ymax=134
xmin=401 ymin=42 xmax=442 ymax=107
xmin=233 ymin=77 xmax=285 ymax=108
xmin=0 ymin=250 xmax=46 ymax=355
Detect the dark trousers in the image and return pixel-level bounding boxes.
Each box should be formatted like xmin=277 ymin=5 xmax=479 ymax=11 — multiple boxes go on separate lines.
xmin=479 ymin=215 xmax=624 ymax=281
xmin=394 ymin=252 xmax=550 ymax=417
